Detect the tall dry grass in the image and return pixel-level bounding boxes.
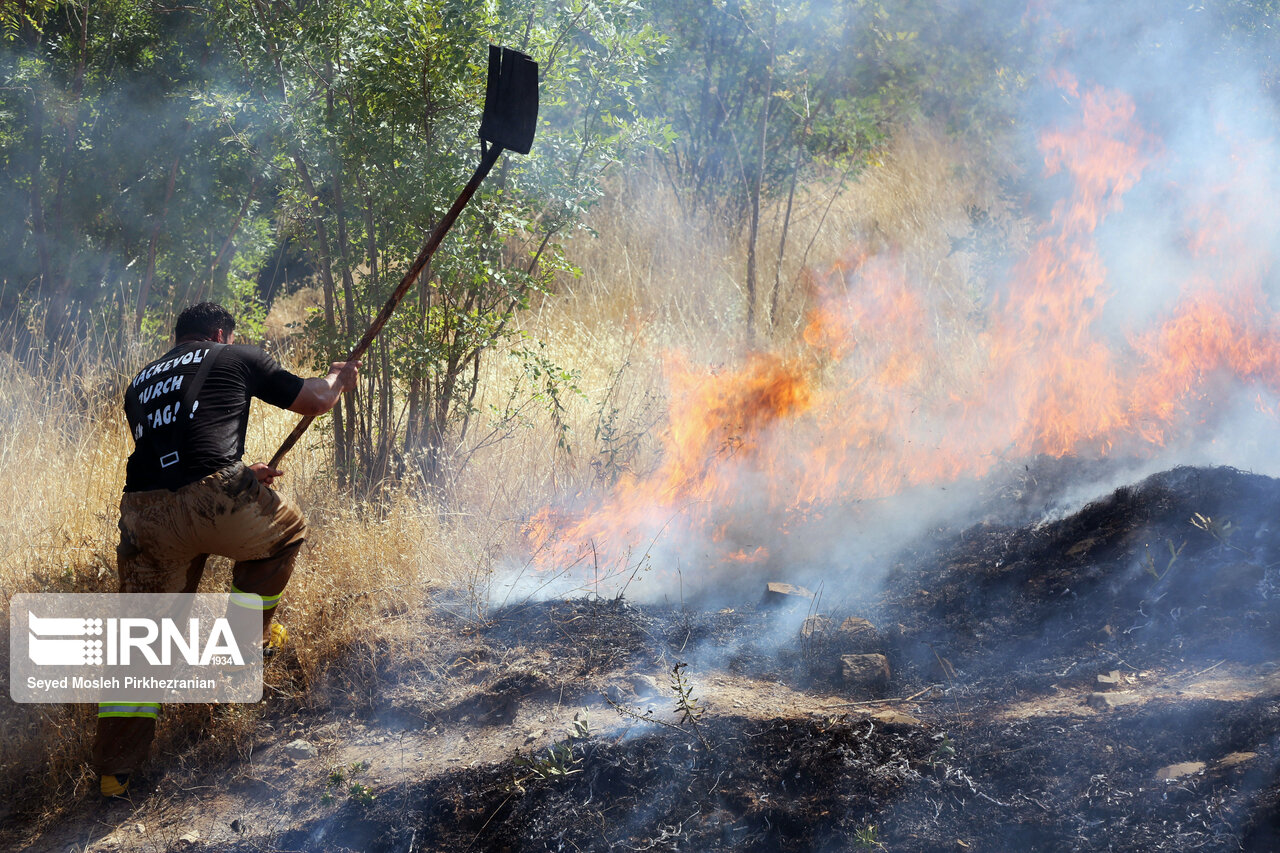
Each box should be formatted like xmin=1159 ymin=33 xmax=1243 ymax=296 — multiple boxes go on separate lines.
xmin=0 ymin=339 xmax=487 ymax=819
xmin=0 ymin=120 xmax=1019 ymax=823
xmin=493 ymin=121 xmax=1021 ymax=499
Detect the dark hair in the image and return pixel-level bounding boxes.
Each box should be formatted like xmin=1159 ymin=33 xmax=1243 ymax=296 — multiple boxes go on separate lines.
xmin=174 ymin=302 xmax=236 ymax=342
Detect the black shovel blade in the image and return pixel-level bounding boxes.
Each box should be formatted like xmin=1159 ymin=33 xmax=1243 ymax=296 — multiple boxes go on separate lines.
xmin=479 ymin=45 xmax=538 ymax=156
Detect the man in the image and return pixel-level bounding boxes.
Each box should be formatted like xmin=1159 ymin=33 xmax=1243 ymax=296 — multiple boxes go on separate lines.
xmin=94 ymin=301 xmax=358 ymax=798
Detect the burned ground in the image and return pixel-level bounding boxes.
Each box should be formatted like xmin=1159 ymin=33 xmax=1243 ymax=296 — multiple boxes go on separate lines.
xmin=266 ymin=715 xmax=937 ymax=852
xmin=884 ymin=464 xmax=1280 ymax=682
xmin=10 ymin=464 xmax=1280 ymax=852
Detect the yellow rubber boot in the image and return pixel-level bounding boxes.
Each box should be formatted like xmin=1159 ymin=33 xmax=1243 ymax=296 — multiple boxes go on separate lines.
xmin=265 ymin=622 xmax=289 ymax=659
xmin=100 ymin=773 xmax=130 ymax=798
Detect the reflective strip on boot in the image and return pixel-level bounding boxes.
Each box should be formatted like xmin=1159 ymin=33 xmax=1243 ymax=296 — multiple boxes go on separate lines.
xmin=97 ymin=702 xmax=161 ymax=719
xmin=230 ymin=585 xmax=281 ymax=611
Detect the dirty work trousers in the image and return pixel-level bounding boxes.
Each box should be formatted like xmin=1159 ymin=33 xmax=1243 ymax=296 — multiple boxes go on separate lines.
xmin=91 ymin=462 xmax=306 ymax=776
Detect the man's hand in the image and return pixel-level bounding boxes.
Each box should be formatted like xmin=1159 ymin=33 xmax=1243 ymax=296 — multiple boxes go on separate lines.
xmin=249 ymin=462 xmax=283 ymax=487
xmin=328 ymin=360 xmax=360 ymax=392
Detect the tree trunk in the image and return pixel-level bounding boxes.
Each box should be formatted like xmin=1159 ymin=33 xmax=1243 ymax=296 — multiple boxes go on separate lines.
xmin=769 ymin=114 xmax=809 ymax=330
xmin=744 ymin=60 xmax=772 ymax=340
xmin=405 ymin=261 xmax=431 ymax=455
xmin=325 ymin=73 xmax=364 ymax=480
xmin=26 ymin=98 xmax=51 ymax=300
xmin=46 ymin=0 xmax=92 ymax=336
xmin=747 ymin=4 xmax=781 ymax=341
xmin=294 ymin=156 xmax=350 ymax=485
xmin=200 ymin=174 xmax=261 ymax=302
xmin=136 ymin=124 xmax=188 ymax=333
xmin=333 ymin=168 xmax=362 ymax=476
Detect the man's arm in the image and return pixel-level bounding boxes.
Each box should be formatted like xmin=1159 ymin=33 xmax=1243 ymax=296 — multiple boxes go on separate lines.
xmin=249 ymin=358 xmax=360 ymax=486
xmin=287 ymin=360 xmax=360 ymax=417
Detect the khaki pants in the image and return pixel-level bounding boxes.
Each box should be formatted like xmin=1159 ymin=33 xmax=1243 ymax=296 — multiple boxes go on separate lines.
xmin=92 ymin=463 xmax=305 ymax=776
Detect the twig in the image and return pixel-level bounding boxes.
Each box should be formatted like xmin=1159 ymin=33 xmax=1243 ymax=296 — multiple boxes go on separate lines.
xmin=822 ymin=684 xmax=940 ymax=710
xmin=605 ymin=695 xmax=710 ymax=751
xmin=465 ymin=793 xmax=514 ymax=851
xmin=1190 ymin=659 xmax=1226 ymax=678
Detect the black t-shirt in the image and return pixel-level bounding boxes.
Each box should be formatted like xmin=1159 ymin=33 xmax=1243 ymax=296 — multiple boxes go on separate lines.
xmin=123 ymin=342 xmax=304 ymax=492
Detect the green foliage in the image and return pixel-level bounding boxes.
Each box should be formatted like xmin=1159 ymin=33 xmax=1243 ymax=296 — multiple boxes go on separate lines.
xmin=635 ymin=0 xmax=1033 ymax=330
xmin=323 ymin=759 xmax=375 ymax=806
xmin=0 ymin=0 xmax=272 ymax=341
xmin=511 ymin=713 xmax=591 ymax=792
xmin=1142 ymin=539 xmax=1185 ymax=583
xmin=199 ymin=0 xmax=665 ymax=488
xmin=347 ymin=781 xmax=377 ymax=807
xmin=13 ymin=0 xmax=1225 ymax=490
xmin=650 ymin=0 xmax=1032 ymax=214
xmin=928 ymin=733 xmax=957 ymax=768
xmin=513 ymin=741 xmax=581 ymax=783
xmin=669 ymin=661 xmax=704 ymax=727
xmin=853 ymin=823 xmax=885 ymax=849
xmin=0 ymin=0 xmax=56 ymax=41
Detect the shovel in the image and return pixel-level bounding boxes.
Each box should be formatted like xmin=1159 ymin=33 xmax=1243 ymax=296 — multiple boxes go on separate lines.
xmin=268 ymin=45 xmax=538 ymax=470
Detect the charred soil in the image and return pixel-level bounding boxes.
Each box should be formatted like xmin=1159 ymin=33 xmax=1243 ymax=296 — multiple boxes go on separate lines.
xmin=10 ymin=465 xmax=1280 ymax=852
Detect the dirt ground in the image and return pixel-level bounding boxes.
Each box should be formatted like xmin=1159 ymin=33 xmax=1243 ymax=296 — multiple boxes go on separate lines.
xmin=7 ymin=464 xmax=1280 ymax=852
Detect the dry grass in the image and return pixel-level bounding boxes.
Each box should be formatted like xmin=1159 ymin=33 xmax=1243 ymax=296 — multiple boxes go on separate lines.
xmin=0 ymin=343 xmax=486 ymax=817
xmin=502 ymin=120 xmax=1022 ymax=488
xmin=0 ymin=120 xmax=1020 ymax=824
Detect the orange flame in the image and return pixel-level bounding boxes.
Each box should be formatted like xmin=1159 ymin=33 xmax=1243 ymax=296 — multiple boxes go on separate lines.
xmin=525 ymin=76 xmax=1280 ymax=586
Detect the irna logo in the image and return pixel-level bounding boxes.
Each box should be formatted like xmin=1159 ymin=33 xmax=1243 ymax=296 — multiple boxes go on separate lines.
xmin=11 ymin=593 xmax=263 ymax=703
xmin=28 ymin=612 xmax=245 ymax=667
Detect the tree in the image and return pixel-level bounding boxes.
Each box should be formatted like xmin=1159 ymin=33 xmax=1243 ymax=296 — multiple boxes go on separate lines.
xmin=641 ymin=0 xmax=1028 ymax=335
xmin=209 ymin=0 xmax=663 ymax=490
xmin=0 ymin=1 xmax=274 ymax=347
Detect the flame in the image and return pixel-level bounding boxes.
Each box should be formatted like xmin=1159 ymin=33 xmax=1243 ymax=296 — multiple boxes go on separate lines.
xmin=524 ymin=75 xmax=1280 ymax=587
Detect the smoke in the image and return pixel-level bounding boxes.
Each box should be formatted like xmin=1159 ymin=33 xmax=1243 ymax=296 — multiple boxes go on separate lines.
xmin=502 ymin=0 xmax=1280 ymax=608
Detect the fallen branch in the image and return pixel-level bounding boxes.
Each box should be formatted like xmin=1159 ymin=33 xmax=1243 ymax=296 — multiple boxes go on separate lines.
xmin=821 ymin=684 xmax=940 ymax=710
xmin=1190 ymin=658 xmax=1226 ymax=678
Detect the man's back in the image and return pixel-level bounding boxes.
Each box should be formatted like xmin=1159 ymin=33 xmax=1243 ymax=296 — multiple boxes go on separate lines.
xmin=123 ymin=342 xmax=302 ymax=492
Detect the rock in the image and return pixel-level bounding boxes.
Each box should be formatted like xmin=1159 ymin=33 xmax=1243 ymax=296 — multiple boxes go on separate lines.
xmin=604 ymin=680 xmax=633 ymax=704
xmin=870 ymin=709 xmax=924 ymax=727
xmin=1217 ymin=752 xmax=1258 ymax=769
xmin=1096 ymin=670 xmax=1123 ymax=685
xmin=284 ymin=738 xmax=319 ymax=760
xmin=1156 ymin=761 xmax=1205 ymax=781
xmin=799 ymin=616 xmax=833 ymax=638
xmin=841 ymin=654 xmax=891 ymax=689
xmin=178 ymin=830 xmax=201 ymax=843
xmin=1086 ymin=691 xmax=1141 ymax=711
xmin=836 ymin=617 xmax=882 ymax=653
xmin=1067 ymin=537 xmax=1099 ymax=557
xmin=630 ymin=674 xmax=661 ymax=697
xmin=838 ymin=617 xmax=878 ymax=637
xmin=761 ymin=582 xmax=814 ymax=607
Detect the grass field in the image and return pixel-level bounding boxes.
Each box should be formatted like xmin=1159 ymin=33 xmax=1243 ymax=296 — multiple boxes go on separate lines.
xmin=0 ymin=121 xmax=1009 ymax=817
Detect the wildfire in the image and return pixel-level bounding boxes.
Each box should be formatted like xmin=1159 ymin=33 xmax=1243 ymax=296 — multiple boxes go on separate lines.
xmin=523 ymin=73 xmax=1280 ymax=589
